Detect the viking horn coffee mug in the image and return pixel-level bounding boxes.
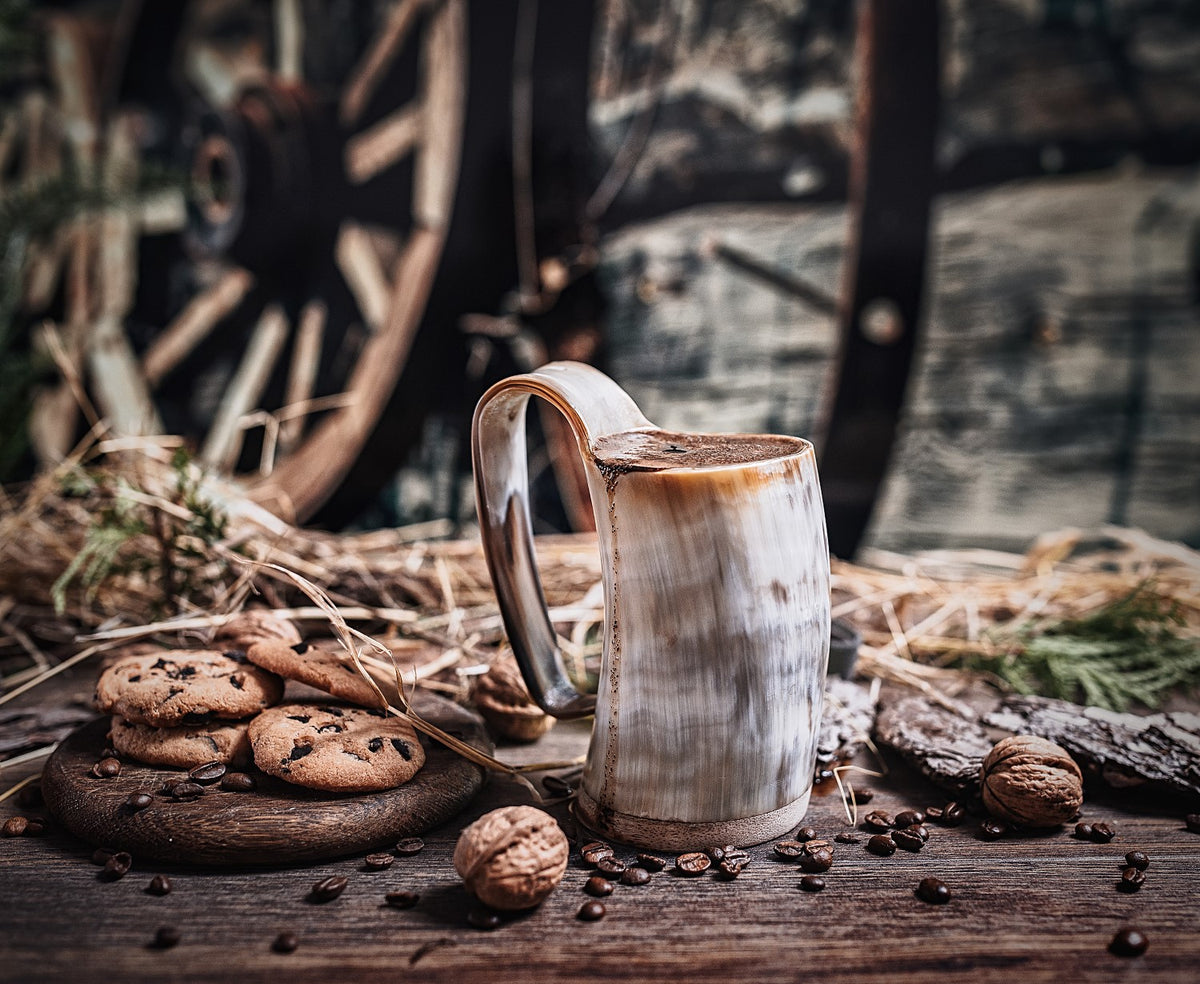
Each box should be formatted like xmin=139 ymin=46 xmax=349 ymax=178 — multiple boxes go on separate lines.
xmin=472 ymin=361 xmax=830 ymax=849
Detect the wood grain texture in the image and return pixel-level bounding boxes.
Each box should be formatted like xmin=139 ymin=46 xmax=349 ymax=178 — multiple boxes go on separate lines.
xmin=40 ymin=695 xmax=487 ymax=866
xmin=2 ymin=671 xmax=1199 ymax=983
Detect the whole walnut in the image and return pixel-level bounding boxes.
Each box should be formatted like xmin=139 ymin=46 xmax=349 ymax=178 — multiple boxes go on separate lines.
xmin=213 ymin=609 xmax=301 ymax=651
xmin=980 ymin=734 xmax=1083 ymax=827
xmin=471 ymin=653 xmax=554 ymax=742
xmin=453 ymin=806 xmax=569 ymax=910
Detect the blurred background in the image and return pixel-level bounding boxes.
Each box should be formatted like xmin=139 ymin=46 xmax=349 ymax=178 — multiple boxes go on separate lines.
xmin=1 ymin=0 xmax=1198 ymax=561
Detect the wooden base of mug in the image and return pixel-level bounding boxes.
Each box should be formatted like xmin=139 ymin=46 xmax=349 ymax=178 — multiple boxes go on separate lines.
xmin=573 ymin=787 xmax=813 ymax=852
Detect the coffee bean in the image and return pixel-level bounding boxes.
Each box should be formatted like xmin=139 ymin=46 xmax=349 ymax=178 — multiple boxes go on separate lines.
xmin=310 ymin=875 xmax=348 ymax=903
xmin=834 ymin=832 xmax=861 ymax=844
xmin=924 ymin=805 xmax=944 ymax=821
xmin=866 ymin=834 xmax=896 ymax=857
xmin=773 ymin=841 xmax=806 ymax=860
xmin=978 ymin=819 xmax=1008 ymax=841
xmin=595 ymin=856 xmax=626 ymax=876
xmin=621 ymin=866 xmax=651 ymax=886
xmin=188 ymin=761 xmax=226 ymax=785
xmin=467 ymin=908 xmax=501 ymax=930
xmin=91 ymin=757 xmax=121 ymax=779
xmin=2 ymin=816 xmax=28 ymax=837
xmin=577 ymin=900 xmax=606 ymax=922
xmin=384 ymin=890 xmax=420 ymax=909
xmin=717 ymin=856 xmax=748 ymax=879
xmin=102 ymin=852 xmax=133 ymax=880
xmin=706 ymin=845 xmax=728 ymax=863
xmin=794 ymin=826 xmax=819 ymax=842
xmin=940 ymin=802 xmax=966 ymax=827
xmin=145 ymin=874 xmax=172 ymax=896
xmin=16 ymin=784 xmax=42 ymax=809
xmin=1108 ymin=928 xmax=1148 ymax=958
xmin=905 ymin=824 xmax=930 ymax=844
xmin=636 ymin=853 xmax=667 ymax=872
xmin=364 ymin=853 xmax=394 ymax=871
xmin=272 ymin=932 xmax=299 ymax=954
xmin=220 ymin=772 xmax=256 ymax=793
xmin=581 ymin=841 xmax=614 ymax=867
xmin=894 ymin=810 xmax=925 ymax=828
xmin=892 ymin=829 xmax=925 ymax=853
xmin=1117 ymin=867 xmax=1146 ymax=893
xmin=1124 ymin=851 xmax=1150 ymax=871
xmin=22 ymin=817 xmax=45 ymax=836
xmin=170 ymin=782 xmax=205 ymax=801
xmin=799 ymin=875 xmax=826 ymax=893
xmin=584 ymin=875 xmax=614 ymax=897
xmin=863 ymin=811 xmax=893 ymax=832
xmin=1185 ymin=814 xmax=1200 ymax=835
xmin=152 ymin=926 xmax=180 ymax=949
xmin=855 ymin=788 xmax=875 ymax=804
xmin=541 ymin=774 xmax=574 ymax=797
xmin=91 ymin=847 xmax=116 ymax=866
xmin=675 ymin=852 xmax=711 ymax=875
xmin=101 ymin=747 xmax=120 ymax=760
xmin=799 ymin=848 xmax=834 ymax=873
xmin=394 ymin=837 xmax=425 ymax=856
xmin=1091 ymin=822 xmax=1116 ymax=843
xmin=160 ymin=778 xmax=185 ymax=796
xmin=124 ymin=792 xmax=154 ymax=813
xmin=1074 ymin=822 xmax=1094 ymax=840
xmin=915 ymin=877 xmax=951 ymax=905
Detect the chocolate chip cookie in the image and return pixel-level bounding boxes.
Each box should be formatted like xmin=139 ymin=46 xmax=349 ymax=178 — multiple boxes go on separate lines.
xmin=244 ymin=640 xmax=386 ymax=708
xmin=212 ymin=609 xmax=302 ymax=651
xmin=95 ymin=650 xmax=284 ymax=727
xmin=248 ymin=703 xmax=425 ymax=793
xmin=109 ymin=715 xmax=253 ymax=768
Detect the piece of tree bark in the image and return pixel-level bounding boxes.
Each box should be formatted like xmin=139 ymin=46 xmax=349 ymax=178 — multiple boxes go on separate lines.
xmin=873 ymin=695 xmax=995 ymax=797
xmin=984 ymin=694 xmax=1200 ymax=804
xmin=816 ymin=677 xmax=878 ymax=769
xmin=0 ymin=706 xmax=96 ymax=757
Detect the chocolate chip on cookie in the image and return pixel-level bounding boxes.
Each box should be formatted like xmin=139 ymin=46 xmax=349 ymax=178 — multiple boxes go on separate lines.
xmin=213 ymin=609 xmax=302 ymax=652
xmin=244 ymin=641 xmax=385 ymax=708
xmin=95 ymin=650 xmax=284 ymax=727
xmin=109 ymin=715 xmax=253 ymax=768
xmin=248 ymin=703 xmax=425 ymax=793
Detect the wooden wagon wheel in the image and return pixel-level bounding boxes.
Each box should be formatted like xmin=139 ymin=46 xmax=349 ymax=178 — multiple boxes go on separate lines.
xmin=12 ymin=0 xmax=466 ymax=523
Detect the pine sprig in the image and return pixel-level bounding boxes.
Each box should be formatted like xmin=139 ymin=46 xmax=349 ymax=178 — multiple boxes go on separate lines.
xmin=969 ymin=582 xmax=1200 ymax=711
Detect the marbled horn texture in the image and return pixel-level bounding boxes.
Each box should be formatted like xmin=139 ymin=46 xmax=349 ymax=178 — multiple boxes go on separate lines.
xmin=579 ymin=428 xmax=830 ymax=842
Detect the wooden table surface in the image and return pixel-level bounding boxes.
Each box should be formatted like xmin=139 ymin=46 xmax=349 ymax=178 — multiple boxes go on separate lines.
xmin=2 ymin=668 xmax=1198 ymax=984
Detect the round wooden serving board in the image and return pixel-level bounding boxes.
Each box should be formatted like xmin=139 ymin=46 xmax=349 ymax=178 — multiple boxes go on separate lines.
xmin=41 ymin=694 xmax=490 ymax=866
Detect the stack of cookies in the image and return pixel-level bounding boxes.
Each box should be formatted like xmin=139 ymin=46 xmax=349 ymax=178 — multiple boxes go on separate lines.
xmin=93 ymin=610 xmax=426 ymax=794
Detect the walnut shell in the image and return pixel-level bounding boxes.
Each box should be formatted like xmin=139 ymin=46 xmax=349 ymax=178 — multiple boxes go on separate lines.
xmin=452 ymin=806 xmax=569 ymax=910
xmin=471 ymin=654 xmax=554 ymax=742
xmin=213 ymin=610 xmax=301 ymax=652
xmin=981 ymin=734 xmax=1083 ymax=827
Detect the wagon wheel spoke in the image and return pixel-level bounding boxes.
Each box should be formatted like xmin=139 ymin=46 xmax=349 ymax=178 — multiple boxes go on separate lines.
xmin=278 ymin=299 xmax=328 ymax=454
xmin=340 ymin=0 xmax=429 ymax=128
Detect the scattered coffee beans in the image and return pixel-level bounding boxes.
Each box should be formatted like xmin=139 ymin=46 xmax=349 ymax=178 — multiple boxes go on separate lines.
xmin=394 ymin=837 xmax=425 ymax=856
xmin=584 ymin=875 xmax=614 ymax=897
xmin=91 ymin=757 xmax=121 ymax=779
xmin=595 ymin=856 xmax=626 ymax=876
xmin=894 ymin=810 xmax=925 ymax=828
xmin=220 ymin=772 xmax=256 ymax=793
xmin=22 ymin=817 xmax=45 ymax=836
xmin=717 ymin=855 xmax=749 ymax=879
xmin=799 ymin=875 xmax=826 ymax=893
xmin=1124 ymin=851 xmax=1150 ymax=871
xmin=272 ymin=932 xmax=299 ymax=954
xmin=855 ymin=788 xmax=875 ymax=804
xmin=905 ymin=824 xmax=930 ymax=843
xmin=794 ymin=827 xmax=818 ymax=842
xmin=892 ymin=828 xmax=925 ymax=853
xmin=866 ymin=834 xmax=896 ymax=857
xmin=1117 ymin=867 xmax=1146 ymax=893
xmin=91 ymin=847 xmax=116 ymax=866
xmin=146 ymin=875 xmax=172 ymax=896
xmin=1091 ymin=822 xmax=1116 ymax=843
xmin=188 ymin=761 xmax=226 ymax=785
xmin=160 ymin=779 xmax=185 ymax=796
xmin=2 ymin=816 xmax=28 ymax=837
xmin=124 ymin=792 xmax=154 ymax=813
xmin=170 ymin=782 xmax=205 ymax=801
xmin=577 ymin=900 xmax=606 ymax=922
xmin=924 ymin=805 xmax=943 ymax=821
xmin=1074 ymin=822 xmax=1093 ymax=840
xmin=863 ymin=811 xmax=893 ymax=832
xmin=675 ymin=852 xmax=711 ymax=875
xmin=915 ymin=877 xmax=951 ymax=905
xmin=310 ymin=875 xmax=348 ymax=903
xmin=152 ymin=926 xmax=181 ymax=949
xmin=384 ymin=891 xmax=420 ymax=909
xmin=773 ymin=841 xmax=806 ymax=860
xmin=581 ymin=842 xmax=614 ymax=867
xmin=363 ymin=853 xmax=394 ymax=871
xmin=1108 ymin=928 xmax=1148 ymax=958
xmin=467 ymin=908 xmax=501 ymax=930
xmin=939 ymin=802 xmax=966 ymax=827
xmin=636 ymin=853 xmax=667 ymax=872
xmin=835 ymin=832 xmax=861 ymax=844
xmin=102 ymin=852 xmax=133 ymax=881
xmin=798 ymin=848 xmax=834 ymax=873
xmin=621 ymin=866 xmax=651 ymax=886
xmin=978 ymin=819 xmax=1008 ymax=841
